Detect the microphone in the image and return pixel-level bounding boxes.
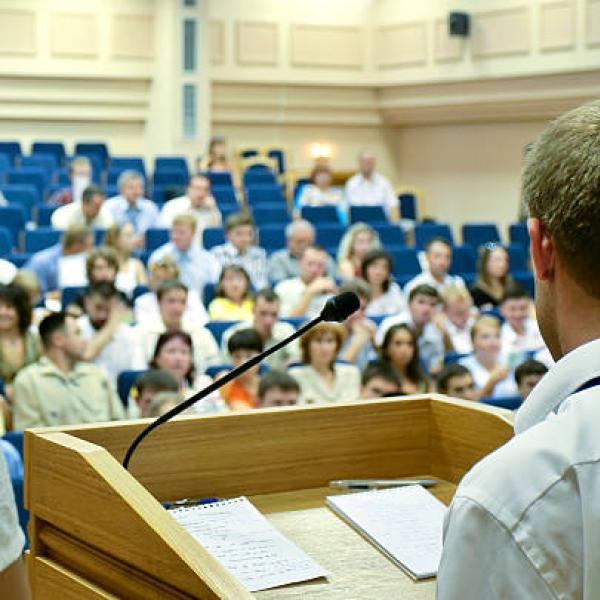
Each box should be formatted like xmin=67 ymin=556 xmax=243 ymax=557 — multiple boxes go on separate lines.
xmin=122 ymin=292 xmax=360 ymax=469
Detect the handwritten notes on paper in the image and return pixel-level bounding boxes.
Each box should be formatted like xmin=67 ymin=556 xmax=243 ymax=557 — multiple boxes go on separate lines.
xmin=170 ymin=497 xmax=327 ymax=592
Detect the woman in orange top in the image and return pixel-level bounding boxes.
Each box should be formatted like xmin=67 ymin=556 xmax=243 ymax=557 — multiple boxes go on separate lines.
xmin=218 ymin=328 xmax=264 ymax=410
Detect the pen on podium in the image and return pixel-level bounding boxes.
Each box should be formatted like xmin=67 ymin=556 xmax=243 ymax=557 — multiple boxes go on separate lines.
xmin=329 ymin=479 xmax=438 ymax=490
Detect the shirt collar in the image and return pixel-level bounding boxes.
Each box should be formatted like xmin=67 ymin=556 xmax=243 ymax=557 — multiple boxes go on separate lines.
xmin=514 ymin=337 xmax=600 ymax=434
xmin=37 ymin=356 xmax=86 ymax=379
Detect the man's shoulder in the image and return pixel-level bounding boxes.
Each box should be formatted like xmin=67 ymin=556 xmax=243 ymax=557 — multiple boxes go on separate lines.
xmin=14 ymin=360 xmax=47 ymax=382
xmin=269 ymin=248 xmax=288 ymax=261
xmin=274 ymin=277 xmax=302 ymax=291
xmin=139 ymin=198 xmax=159 ymax=213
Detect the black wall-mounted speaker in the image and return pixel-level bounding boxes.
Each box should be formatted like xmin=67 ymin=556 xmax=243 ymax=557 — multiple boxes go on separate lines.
xmin=449 ymin=11 xmax=470 ymax=37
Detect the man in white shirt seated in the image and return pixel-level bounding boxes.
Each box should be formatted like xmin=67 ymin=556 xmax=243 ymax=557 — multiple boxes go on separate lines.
xmin=436 ymin=285 xmax=476 ymax=355
xmin=274 ymin=245 xmax=337 ymax=318
xmin=51 ymin=185 xmax=114 ymax=230
xmin=78 ymin=282 xmax=145 ymax=386
xmin=148 ymin=213 xmax=219 ymax=299
xmin=499 ymin=283 xmax=545 ymax=362
xmin=438 ymin=100 xmax=600 ymax=599
xmin=344 ymin=150 xmax=400 ymax=222
xmin=268 ymin=219 xmax=336 ymax=282
xmin=159 ymin=174 xmax=222 ymax=240
xmin=404 ymin=237 xmax=465 ymax=297
xmin=221 ymin=288 xmax=299 ymax=370
xmin=376 ymin=284 xmax=445 ymax=375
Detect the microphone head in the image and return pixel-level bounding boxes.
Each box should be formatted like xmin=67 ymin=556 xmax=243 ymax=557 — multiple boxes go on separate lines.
xmin=320 ymin=292 xmax=360 ymax=322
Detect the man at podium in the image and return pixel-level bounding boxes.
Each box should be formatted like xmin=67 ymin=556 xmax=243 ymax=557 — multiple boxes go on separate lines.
xmin=438 ymin=101 xmax=600 ymax=598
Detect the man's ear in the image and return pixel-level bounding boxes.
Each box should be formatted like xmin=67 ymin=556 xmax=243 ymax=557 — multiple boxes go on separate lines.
xmin=528 ymin=218 xmax=554 ymax=281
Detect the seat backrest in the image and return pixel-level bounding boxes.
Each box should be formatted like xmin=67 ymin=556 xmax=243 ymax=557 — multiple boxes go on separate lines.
xmin=32 ymin=142 xmax=66 ymax=165
xmin=398 ymin=193 xmax=418 ymax=220
xmin=389 ymin=248 xmax=422 ymax=277
xmin=61 ymin=285 xmax=88 ymax=310
xmin=243 ymin=169 xmax=277 ymax=186
xmin=205 ymin=320 xmax=240 ymax=346
xmin=203 ymin=227 xmax=225 ymax=249
xmin=247 ymin=185 xmax=285 ymax=206
xmin=0 ymin=205 xmax=27 ymax=245
xmin=349 ymin=205 xmax=387 ymax=224
xmin=0 ymin=226 xmax=12 ymax=256
xmin=0 ymin=141 xmax=22 ymax=164
xmin=212 ymin=185 xmax=237 ymax=206
xmin=480 ymin=395 xmax=523 ymax=410
xmin=414 ymin=223 xmax=454 ymax=250
xmin=25 ymin=228 xmax=61 ymax=253
xmin=267 ymin=149 xmax=286 ymax=174
xmin=154 ymin=156 xmax=189 ymax=178
xmin=110 ymin=156 xmax=146 ymax=176
xmin=301 ymin=205 xmax=339 ymax=224
xmin=373 ymin=223 xmax=405 ymax=246
xmin=144 ymin=228 xmax=170 ymax=251
xmin=449 ymin=244 xmax=477 ymax=276
xmin=258 ymin=226 xmax=286 ymax=251
xmin=75 ymin=142 xmax=110 ymax=165
xmin=252 ymin=206 xmax=290 ymax=224
xmin=462 ymin=222 xmax=501 ymax=248
xmin=0 ymin=184 xmax=40 ymax=218
xmin=117 ymin=369 xmax=148 ymax=408
xmin=507 ymin=243 xmax=528 ymax=273
xmin=202 ymin=171 xmax=233 ymax=187
xmin=314 ymin=223 xmax=345 ymax=248
xmin=509 ymin=222 xmax=529 ymax=248
xmin=153 ymin=169 xmax=188 ymax=186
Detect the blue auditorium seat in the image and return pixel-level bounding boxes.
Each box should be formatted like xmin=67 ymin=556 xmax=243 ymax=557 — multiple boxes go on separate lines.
xmin=203 ymin=283 xmax=217 ymax=306
xmin=21 ymin=154 xmax=58 ymax=178
xmin=507 ymin=243 xmax=528 ymax=273
xmin=25 ymin=228 xmax=61 ymax=253
xmin=444 ymin=351 xmax=472 ymax=365
xmin=75 ymin=142 xmax=110 ymax=166
xmin=203 ymin=227 xmax=225 ymax=249
xmin=399 ymin=193 xmax=418 ymax=220
xmin=6 ymin=253 xmax=31 ymax=268
xmin=390 ymin=248 xmax=422 ymax=282
xmin=350 ymin=206 xmax=387 ymax=224
xmin=301 ymin=205 xmax=339 ymax=224
xmin=0 ymin=153 xmax=11 ymax=177
xmin=0 ymin=141 xmax=22 ymax=165
xmin=202 ymin=171 xmax=233 ymax=187
xmin=240 ymin=149 xmax=259 ymax=158
xmin=220 ymin=205 xmax=240 ymax=221
xmin=205 ymin=320 xmax=240 ymax=346
xmin=509 ymin=222 xmax=529 ymax=248
xmin=253 ymin=206 xmax=290 ymax=225
xmin=268 ymin=149 xmax=286 ymax=174
xmin=95 ymin=229 xmax=107 ymax=245
xmin=145 ymin=228 xmax=170 ymax=251
xmin=373 ymin=223 xmax=405 ymax=247
xmin=449 ymin=244 xmax=477 ymax=276
xmin=153 ymin=169 xmax=188 ymax=187
xmin=414 ymin=223 xmax=454 ymax=250
xmin=212 ymin=185 xmax=237 ymax=206
xmin=7 ymin=167 xmax=47 ymax=200
xmin=132 ymin=285 xmax=150 ymax=301
xmin=293 ymin=178 xmax=310 ymax=204
xmin=0 ymin=205 xmax=27 ymax=246
xmin=243 ymin=168 xmax=277 ymax=186
xmin=35 ymin=204 xmax=59 ymax=226
xmin=117 ymin=369 xmax=147 ymax=408
xmin=0 ymin=184 xmax=40 ymax=219
xmin=315 ymin=223 xmax=345 ymax=248
xmin=62 ymin=286 xmax=88 ymax=310
xmin=480 ymin=395 xmax=523 ymax=410
xmin=110 ymin=156 xmax=146 ymax=176
xmin=32 ymin=142 xmax=66 ymax=165
xmin=54 ymin=168 xmax=70 ymax=186
xmin=246 ymin=184 xmax=285 ymax=206
xmin=462 ymin=222 xmax=501 ymax=249
xmin=258 ymin=226 xmax=286 ymax=252
xmin=0 ymin=226 xmax=12 ymax=256
xmin=513 ymin=271 xmax=534 ymax=297
xmin=154 ymin=156 xmax=189 ymax=179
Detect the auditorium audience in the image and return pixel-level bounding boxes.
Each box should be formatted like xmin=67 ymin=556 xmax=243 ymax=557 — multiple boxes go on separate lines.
xmin=159 ymin=174 xmax=222 ymax=237
xmin=360 ymin=360 xmax=404 ymax=399
xmin=376 ymin=284 xmax=445 ymax=375
xmin=436 ymin=286 xmax=476 ymax=354
xmin=211 ymin=212 xmax=268 ymax=290
xmin=104 ymin=170 xmax=158 ymax=244
xmin=131 ymin=369 xmax=179 ymax=418
xmin=221 ymin=288 xmax=299 ymax=369
xmin=48 ymin=156 xmax=92 ymax=205
xmin=345 ymin=150 xmax=400 ymax=222
xmin=267 ymin=220 xmax=336 ymax=281
xmin=12 ymin=270 xmax=47 ymax=326
xmin=515 ymin=358 xmax=548 ymax=401
xmin=360 ymin=249 xmax=407 ymax=316
xmin=217 ymin=328 xmax=263 ymax=410
xmin=459 ymin=315 xmax=518 ymax=399
xmin=148 ymin=214 xmax=218 ymax=298
xmin=208 ymin=265 xmax=254 ymax=321
xmin=379 ymin=323 xmax=431 ymax=394
xmin=275 ymin=245 xmax=336 ymax=318
xmin=289 ymin=322 xmax=360 ymax=404
xmin=436 ymin=363 xmax=477 ymax=401
xmin=404 ymin=238 xmax=465 ymax=297
xmin=102 ymin=223 xmax=147 ymax=298
xmin=51 ymin=185 xmax=113 ymax=230
xmin=470 ymin=244 xmax=513 ymax=309
xmin=257 ymin=370 xmax=300 ymax=407
xmin=337 ymin=223 xmax=381 ymax=280
xmin=296 ymin=164 xmax=347 ymax=224
xmin=13 ymin=311 xmax=123 ymax=430
xmin=197 ymin=135 xmax=239 ymax=188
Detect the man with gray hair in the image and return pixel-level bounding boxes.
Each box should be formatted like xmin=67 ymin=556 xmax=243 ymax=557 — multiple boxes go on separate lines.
xmin=104 ymin=170 xmax=158 ymax=245
xmin=438 ymin=101 xmax=600 ymax=598
xmin=267 ymin=219 xmax=336 ymax=282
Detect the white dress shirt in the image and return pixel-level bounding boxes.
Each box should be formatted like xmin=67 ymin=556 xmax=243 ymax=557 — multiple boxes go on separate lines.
xmin=500 ymin=318 xmax=545 ymax=365
xmin=444 ymin=317 xmax=474 ymax=355
xmin=459 ymin=353 xmax=518 ymax=398
xmin=404 ymin=271 xmax=466 ymax=298
xmin=344 ymin=172 xmax=397 ymax=215
xmin=365 ymin=282 xmax=407 ymax=317
xmin=438 ymin=337 xmax=600 ymax=599
xmin=274 ymin=277 xmax=332 ymax=319
xmin=51 ymin=202 xmax=114 ymax=230
xmin=0 ymin=453 xmax=24 ymax=572
xmin=210 ymin=242 xmax=268 ymax=290
xmin=133 ymin=290 xmax=208 ymax=329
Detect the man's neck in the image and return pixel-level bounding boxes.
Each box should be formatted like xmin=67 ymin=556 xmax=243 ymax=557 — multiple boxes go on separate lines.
xmin=510 ymin=320 xmax=526 ymax=335
xmin=430 ymin=271 xmax=445 ymax=284
xmin=163 ymin=319 xmax=181 ymax=331
xmin=125 ymin=197 xmax=137 ymax=207
xmin=45 ymin=349 xmax=74 ymax=374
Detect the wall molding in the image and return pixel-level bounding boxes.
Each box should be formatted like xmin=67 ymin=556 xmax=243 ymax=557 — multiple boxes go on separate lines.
xmin=209 ymin=20 xmax=225 ymax=65
xmin=50 ymin=13 xmax=99 ymax=59
xmin=375 ymin=22 xmax=427 ymax=69
xmin=539 ymin=1 xmax=576 ymax=52
xmin=471 ymin=7 xmax=531 ymax=58
xmin=235 ymin=21 xmax=278 ymax=66
xmin=290 ymin=25 xmax=364 ymax=69
xmin=0 ymin=10 xmax=36 ymax=56
xmin=586 ymin=0 xmax=600 ymax=47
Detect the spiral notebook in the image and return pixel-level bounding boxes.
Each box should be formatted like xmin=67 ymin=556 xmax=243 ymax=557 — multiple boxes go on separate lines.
xmin=326 ymin=485 xmax=446 ymax=580
xmin=169 ymin=496 xmax=327 ymax=592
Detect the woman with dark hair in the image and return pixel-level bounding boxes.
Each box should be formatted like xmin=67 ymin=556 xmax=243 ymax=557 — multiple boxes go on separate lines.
xmin=295 ymin=164 xmax=347 ymax=224
xmin=208 ymin=265 xmax=254 ymax=321
xmin=470 ymin=244 xmax=514 ymax=309
xmin=380 ymin=323 xmax=430 ymax=394
xmin=150 ymin=330 xmax=227 ymax=414
xmin=360 ymin=249 xmax=407 ymax=316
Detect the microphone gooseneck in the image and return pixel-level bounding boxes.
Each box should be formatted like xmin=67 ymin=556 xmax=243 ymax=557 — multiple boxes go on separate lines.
xmin=122 ymin=292 xmax=360 ymax=470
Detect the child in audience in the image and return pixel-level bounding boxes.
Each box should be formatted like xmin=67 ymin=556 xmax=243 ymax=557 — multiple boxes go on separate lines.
xmin=379 ymin=323 xmax=431 ymax=394
xmin=360 ymin=249 xmax=407 ymax=316
xmin=257 ymin=370 xmax=300 ymax=407
xmin=360 ymin=360 xmax=404 ymax=399
xmin=132 ymin=368 xmax=179 ymax=418
xmin=295 ymin=164 xmax=347 ymax=224
xmin=337 ymin=223 xmax=381 ymax=280
xmin=436 ymin=363 xmax=477 ymax=401
xmin=470 ymin=244 xmax=514 ymax=309
xmin=103 ymin=223 xmax=147 ymax=299
xmin=218 ymin=328 xmax=263 ymax=410
xmin=289 ymin=322 xmax=361 ymax=404
xmin=459 ymin=315 xmax=518 ymax=399
xmin=436 ymin=286 xmax=476 ymax=354
xmin=148 ymin=391 xmax=182 ymax=418
xmin=208 ymin=265 xmax=254 ymax=321
xmin=515 ymin=358 xmax=548 ymax=401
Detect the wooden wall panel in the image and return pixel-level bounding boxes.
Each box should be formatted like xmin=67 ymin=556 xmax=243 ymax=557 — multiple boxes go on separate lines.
xmin=540 ymin=1 xmax=576 ymax=52
xmin=375 ymin=22 xmax=427 ymax=69
xmin=235 ymin=21 xmax=278 ymax=66
xmin=291 ymin=25 xmax=364 ymax=68
xmin=471 ymin=8 xmax=530 ymax=58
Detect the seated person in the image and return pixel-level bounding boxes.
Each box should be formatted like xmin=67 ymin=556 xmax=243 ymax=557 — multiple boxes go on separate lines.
xmin=51 ymin=185 xmax=113 ymax=230
xmin=148 ymin=391 xmax=182 ymax=418
xmin=289 ymin=322 xmax=361 ymax=405
xmin=131 ymin=368 xmax=179 ymax=418
xmin=257 ymin=370 xmax=300 ymax=408
xmin=360 ymin=360 xmax=404 ymax=399
xmin=360 ymin=249 xmax=407 ymax=316
xmin=218 ymin=328 xmax=263 ymax=410
xmin=436 ymin=363 xmax=477 ymax=401
xmin=221 ymin=288 xmax=299 ymax=370
xmin=13 ymin=312 xmax=124 ymax=430
xmin=337 ymin=223 xmax=381 ymax=281
xmin=12 ymin=270 xmax=48 ymax=327
xmin=470 ymin=244 xmax=514 ymax=310
xmin=149 ymin=330 xmax=226 ymax=414
xmin=379 ymin=323 xmax=431 ymax=394
xmin=275 ymin=245 xmax=337 ymax=318
xmin=48 ymin=156 xmax=92 ymax=205
xmin=404 ymin=237 xmax=465 ymax=297
xmin=197 ymin=135 xmax=240 ymax=188
xmin=515 ymin=358 xmax=548 ymax=401
xmin=459 ymin=315 xmax=518 ymax=399
xmin=134 ymin=257 xmax=208 ymax=329
xmin=295 ymin=164 xmax=347 ymax=224
xmin=210 ymin=212 xmax=268 ymax=290
xmin=0 ymin=438 xmax=23 ymax=480
xmin=208 ymin=265 xmax=254 ymax=321
xmin=268 ymin=220 xmax=336 ymax=282
xmin=436 ymin=286 xmax=476 ymax=355
xmin=376 ymin=284 xmax=445 ymax=375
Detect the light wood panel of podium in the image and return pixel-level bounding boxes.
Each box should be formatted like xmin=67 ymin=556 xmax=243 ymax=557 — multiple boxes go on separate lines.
xmin=24 ymin=395 xmax=513 ymax=599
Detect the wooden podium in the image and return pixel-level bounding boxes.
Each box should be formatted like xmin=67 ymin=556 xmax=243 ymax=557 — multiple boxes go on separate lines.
xmin=24 ymin=395 xmax=513 ymax=599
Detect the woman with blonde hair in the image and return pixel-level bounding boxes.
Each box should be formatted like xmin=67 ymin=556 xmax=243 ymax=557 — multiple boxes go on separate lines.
xmin=469 ymin=244 xmax=513 ymax=310
xmin=103 ymin=223 xmax=147 ymax=298
xmin=288 ymin=322 xmax=360 ymax=404
xmin=337 ymin=223 xmax=381 ymax=280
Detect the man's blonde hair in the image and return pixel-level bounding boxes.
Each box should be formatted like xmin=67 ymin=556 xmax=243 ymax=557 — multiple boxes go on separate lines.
xmin=470 ymin=315 xmax=501 ymax=343
xmin=172 ymin=213 xmax=197 ymax=230
xmin=442 ymin=285 xmax=472 ymax=306
xmin=523 ymin=100 xmax=600 ymax=297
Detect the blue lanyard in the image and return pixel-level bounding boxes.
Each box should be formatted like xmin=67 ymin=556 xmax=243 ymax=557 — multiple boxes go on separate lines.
xmin=573 ymin=376 xmax=600 ymax=394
